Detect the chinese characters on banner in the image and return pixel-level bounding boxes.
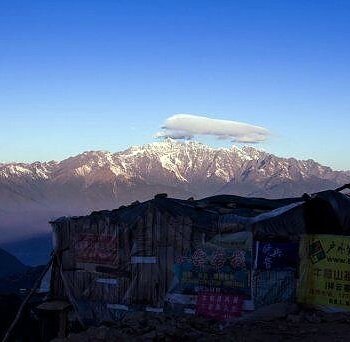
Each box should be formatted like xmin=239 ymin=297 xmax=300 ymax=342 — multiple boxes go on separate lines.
xmin=298 ymin=234 xmax=350 ymax=309
xmin=75 ymin=234 xmax=118 ymax=265
xmin=254 ymin=241 xmax=299 ymax=270
xmin=173 ymin=239 xmax=252 ymax=297
xmin=196 ymin=292 xmax=244 ymax=320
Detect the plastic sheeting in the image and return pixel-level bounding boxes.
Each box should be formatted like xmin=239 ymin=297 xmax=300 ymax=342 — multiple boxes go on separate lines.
xmin=253 ymin=270 xmax=296 ymax=308
xmin=50 ymin=200 xmax=253 ymax=324
xmin=219 ymin=203 xmax=306 ymax=240
xmin=219 ymin=190 xmax=350 ymax=240
xmin=252 ymin=203 xmax=306 ymax=240
xmin=252 ymin=241 xmax=298 ymax=308
xmin=48 ymin=190 xmax=350 ymax=324
xmin=304 ymin=191 xmax=350 ymax=235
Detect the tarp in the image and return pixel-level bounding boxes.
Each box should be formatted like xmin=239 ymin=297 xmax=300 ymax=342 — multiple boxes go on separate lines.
xmin=253 ymin=270 xmax=296 ymax=308
xmin=252 ymin=203 xmax=305 ymax=240
xmin=304 ymin=191 xmax=350 ymax=235
xmin=298 ymin=234 xmax=350 ymax=310
xmin=252 ymin=241 xmax=298 ymax=308
xmin=49 ymin=189 xmax=350 ymax=324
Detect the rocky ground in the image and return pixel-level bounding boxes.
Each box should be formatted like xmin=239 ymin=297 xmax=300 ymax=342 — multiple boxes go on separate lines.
xmin=53 ymin=304 xmax=350 ymax=342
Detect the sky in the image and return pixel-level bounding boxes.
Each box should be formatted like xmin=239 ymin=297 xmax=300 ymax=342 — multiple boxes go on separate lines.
xmin=0 ymin=0 xmax=349 ymax=170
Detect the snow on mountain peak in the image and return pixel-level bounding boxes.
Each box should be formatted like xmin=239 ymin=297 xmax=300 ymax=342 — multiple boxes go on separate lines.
xmin=1 ymin=140 xmax=350 ymax=244
xmin=0 ymin=140 xmax=348 ymax=192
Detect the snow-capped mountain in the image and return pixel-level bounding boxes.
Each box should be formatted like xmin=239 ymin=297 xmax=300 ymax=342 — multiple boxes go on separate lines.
xmin=0 ymin=139 xmax=349 ymax=242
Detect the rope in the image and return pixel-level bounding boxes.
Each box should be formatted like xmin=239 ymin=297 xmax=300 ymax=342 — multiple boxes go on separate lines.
xmin=59 ymin=261 xmax=86 ymax=329
xmin=2 ymin=256 xmax=53 ymax=342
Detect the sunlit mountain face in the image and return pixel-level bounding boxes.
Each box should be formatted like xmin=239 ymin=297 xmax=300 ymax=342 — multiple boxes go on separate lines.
xmin=1 ymin=139 xmax=349 ymax=242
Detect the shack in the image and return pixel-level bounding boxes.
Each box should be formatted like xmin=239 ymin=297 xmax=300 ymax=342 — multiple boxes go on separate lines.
xmin=49 ymin=187 xmax=350 ymax=325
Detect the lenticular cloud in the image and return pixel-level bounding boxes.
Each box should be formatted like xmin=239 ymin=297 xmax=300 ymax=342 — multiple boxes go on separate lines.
xmin=155 ymin=114 xmax=270 ymax=143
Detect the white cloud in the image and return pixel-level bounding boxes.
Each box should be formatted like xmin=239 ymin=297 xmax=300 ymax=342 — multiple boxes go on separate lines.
xmin=155 ymin=114 xmax=270 ymax=143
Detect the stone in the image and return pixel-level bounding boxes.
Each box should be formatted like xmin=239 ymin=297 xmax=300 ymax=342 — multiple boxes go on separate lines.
xmin=237 ymin=303 xmax=299 ymax=322
xmin=287 ymin=314 xmax=301 ymax=324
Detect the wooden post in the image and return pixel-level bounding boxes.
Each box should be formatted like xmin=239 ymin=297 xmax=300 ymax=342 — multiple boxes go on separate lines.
xmin=36 ymin=301 xmax=71 ymax=341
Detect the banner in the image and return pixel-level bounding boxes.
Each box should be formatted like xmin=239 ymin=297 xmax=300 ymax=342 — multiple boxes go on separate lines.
xmin=75 ymin=234 xmax=118 ymax=265
xmin=254 ymin=241 xmax=299 ymax=270
xmin=298 ymin=234 xmax=350 ymax=309
xmin=196 ymin=292 xmax=244 ymax=320
xmin=172 ymin=244 xmax=252 ymax=297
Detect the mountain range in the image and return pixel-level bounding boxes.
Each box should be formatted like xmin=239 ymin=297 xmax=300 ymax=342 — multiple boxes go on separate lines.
xmin=0 ymin=248 xmax=28 ymax=278
xmin=1 ymin=139 xmax=349 ymax=243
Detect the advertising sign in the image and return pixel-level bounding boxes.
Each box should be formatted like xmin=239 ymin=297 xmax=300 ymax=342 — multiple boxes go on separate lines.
xmin=173 ymin=244 xmax=252 ymax=297
xmin=196 ymin=292 xmax=244 ymax=320
xmin=298 ymin=234 xmax=350 ymax=309
xmin=254 ymin=241 xmax=299 ymax=270
xmin=75 ymin=233 xmax=118 ymax=265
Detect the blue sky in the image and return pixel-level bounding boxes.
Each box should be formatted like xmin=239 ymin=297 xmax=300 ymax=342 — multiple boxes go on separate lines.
xmin=0 ymin=0 xmax=349 ymax=169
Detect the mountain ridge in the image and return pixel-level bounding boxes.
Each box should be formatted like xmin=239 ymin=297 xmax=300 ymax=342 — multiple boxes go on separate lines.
xmin=0 ymin=248 xmax=28 ymax=278
xmin=1 ymin=140 xmax=348 ymax=181
xmin=0 ymin=140 xmax=349 ymax=242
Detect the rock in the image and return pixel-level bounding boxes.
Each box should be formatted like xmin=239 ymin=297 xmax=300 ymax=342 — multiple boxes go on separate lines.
xmin=237 ymin=303 xmax=299 ymax=322
xmin=321 ymin=312 xmax=350 ymax=322
xmin=51 ymin=309 xmax=350 ymax=341
xmin=96 ymin=326 xmax=109 ymax=339
xmin=139 ymin=330 xmax=157 ymax=340
xmin=287 ymin=314 xmax=301 ymax=324
xmin=305 ymin=313 xmax=321 ymax=324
